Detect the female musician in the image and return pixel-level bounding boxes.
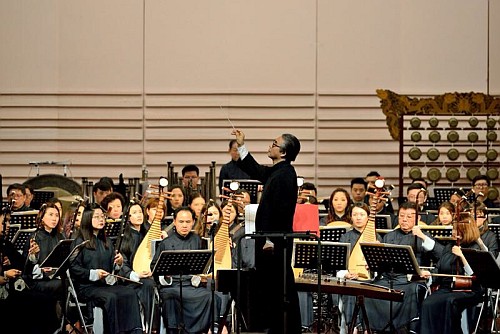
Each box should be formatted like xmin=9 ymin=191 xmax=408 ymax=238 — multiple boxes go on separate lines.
xmin=144 ymin=196 xmax=167 ymax=233
xmin=420 ymin=217 xmax=485 ymax=334
xmin=101 ymin=192 xmax=125 ymax=220
xmin=195 ymin=201 xmax=222 ymax=240
xmin=431 ymin=201 xmax=455 ymax=226
xmin=165 ymin=184 xmax=185 ymax=217
xmin=117 ymin=201 xmax=156 ymax=333
xmin=189 ymin=192 xmax=206 ymax=222
xmin=337 ymin=203 xmax=382 ymax=332
xmin=320 ymin=188 xmax=352 ymax=228
xmin=22 ymin=202 xmax=66 ymax=333
xmin=64 ymin=200 xmax=86 ymax=239
xmin=47 ymin=197 xmax=64 ymax=231
xmin=69 ymin=204 xmax=143 ymax=334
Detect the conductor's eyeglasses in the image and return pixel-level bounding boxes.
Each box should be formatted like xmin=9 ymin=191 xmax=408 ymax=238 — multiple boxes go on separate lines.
xmin=271 ymin=141 xmax=280 ymax=148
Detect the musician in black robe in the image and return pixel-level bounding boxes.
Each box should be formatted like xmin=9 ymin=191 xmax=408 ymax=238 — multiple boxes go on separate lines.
xmin=336 ymin=203 xmax=383 ymax=330
xmin=117 ymin=202 xmax=156 ymax=332
xmin=151 ymin=206 xmax=217 ymax=334
xmin=22 ymin=202 xmax=66 ymax=333
xmin=363 ymin=201 xmax=444 ymax=332
xmin=233 ymin=129 xmax=302 ymax=334
xmin=70 ymin=204 xmax=143 ymax=334
xmin=420 ymin=218 xmax=484 ymax=334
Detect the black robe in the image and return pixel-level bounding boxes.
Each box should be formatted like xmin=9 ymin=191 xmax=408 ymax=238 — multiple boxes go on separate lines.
xmin=362 ymin=228 xmax=444 ymax=331
xmin=239 ymin=153 xmax=302 ymax=334
xmin=420 ymin=243 xmax=484 ymax=334
xmin=70 ymin=236 xmax=142 ymax=334
xmin=151 ymin=230 xmax=216 ymax=333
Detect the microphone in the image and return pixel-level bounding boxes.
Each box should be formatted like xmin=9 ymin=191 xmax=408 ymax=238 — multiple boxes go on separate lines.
xmin=208 ymin=220 xmax=219 ymax=236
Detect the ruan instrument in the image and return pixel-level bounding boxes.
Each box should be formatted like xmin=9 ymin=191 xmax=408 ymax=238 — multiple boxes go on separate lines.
xmin=133 ymin=177 xmax=168 ymax=274
xmin=348 ymin=177 xmax=389 ymax=280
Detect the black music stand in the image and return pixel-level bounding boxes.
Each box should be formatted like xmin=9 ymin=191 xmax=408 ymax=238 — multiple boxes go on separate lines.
xmin=11 ymin=228 xmax=36 ymax=253
xmin=222 ymin=179 xmax=261 ymax=204
xmin=375 ymin=215 xmax=391 ymax=229
xmin=319 ymin=226 xmax=348 ymax=242
xmin=462 ymin=249 xmax=500 ymax=333
xmin=6 ymin=223 xmax=21 ymax=243
xmin=11 ymin=211 xmax=38 ymax=229
xmin=152 ymin=250 xmax=212 ymax=333
xmin=488 ymin=224 xmax=500 ymax=246
xmin=104 ymin=220 xmax=122 ymax=248
xmin=40 ymin=239 xmax=74 ymax=277
xmin=360 ymin=242 xmax=421 ymax=333
xmin=31 ymin=190 xmax=55 ymax=210
xmin=293 ymin=240 xmax=350 ymax=274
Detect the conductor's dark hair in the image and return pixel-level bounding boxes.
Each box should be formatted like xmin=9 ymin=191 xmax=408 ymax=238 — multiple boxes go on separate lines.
xmin=281 ymin=133 xmax=301 ymax=162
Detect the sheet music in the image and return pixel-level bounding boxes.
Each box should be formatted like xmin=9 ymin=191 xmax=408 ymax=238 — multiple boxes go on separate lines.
xmin=244 ymin=204 xmax=258 ymax=236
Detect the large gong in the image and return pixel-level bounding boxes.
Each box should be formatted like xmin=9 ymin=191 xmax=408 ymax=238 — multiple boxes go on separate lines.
xmin=23 ymin=174 xmax=83 ymax=210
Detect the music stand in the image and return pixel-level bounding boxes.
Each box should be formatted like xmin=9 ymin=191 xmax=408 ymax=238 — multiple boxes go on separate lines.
xmin=152 ymin=250 xmax=212 ymax=333
xmin=488 ymin=224 xmax=500 ymax=246
xmin=40 ymin=239 xmax=74 ymax=276
xmin=420 ymin=225 xmax=454 ymax=241
xmin=293 ymin=240 xmax=350 ymax=274
xmin=360 ymin=242 xmax=421 ymax=333
xmin=319 ymin=226 xmax=348 ymax=242
xmin=11 ymin=228 xmax=36 ymax=253
xmin=31 ymin=190 xmax=55 ymax=210
xmin=462 ymin=249 xmax=500 ymax=333
xmin=6 ymin=223 xmax=21 ymax=243
xmin=11 ymin=211 xmax=38 ymax=229
xmin=222 ymin=179 xmax=261 ymax=204
xmin=375 ymin=215 xmax=391 ymax=229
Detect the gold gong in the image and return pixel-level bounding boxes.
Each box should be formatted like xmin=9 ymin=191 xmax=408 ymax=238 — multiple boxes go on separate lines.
xmin=466 ymin=149 xmax=478 ymax=161
xmin=411 ymin=131 xmax=422 ymax=142
xmin=410 ymin=117 xmax=421 ymax=129
xmin=427 ymin=148 xmax=440 ymax=161
xmin=486 ymin=149 xmax=498 ymax=161
xmin=487 ymin=131 xmax=498 ymax=142
xmin=447 ymin=148 xmax=459 ymax=161
xmin=429 ymin=117 xmax=439 ymax=128
xmin=409 ymin=147 xmax=422 ymax=160
xmin=486 ymin=168 xmax=499 ymax=181
xmin=446 ymin=168 xmax=460 ymax=182
xmin=486 ymin=118 xmax=497 ymax=129
xmin=428 ymin=168 xmax=442 ymax=182
xmin=447 ymin=131 xmax=459 ymax=143
xmin=466 ymin=167 xmax=480 ymax=181
xmin=468 ymin=132 xmax=479 ymax=143
xmin=448 ymin=117 xmax=459 ymax=128
xmin=429 ymin=131 xmax=441 ymax=143
xmin=469 ymin=117 xmax=479 ymax=128
xmin=409 ymin=167 xmax=422 ymax=180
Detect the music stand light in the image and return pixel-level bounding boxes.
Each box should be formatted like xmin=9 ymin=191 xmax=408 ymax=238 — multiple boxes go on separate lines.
xmin=152 ymin=249 xmax=212 ymax=333
xmin=360 ymin=242 xmax=422 ymax=333
xmin=319 ymin=226 xmax=348 ymax=242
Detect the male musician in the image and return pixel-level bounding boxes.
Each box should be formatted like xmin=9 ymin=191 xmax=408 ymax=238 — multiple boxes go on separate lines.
xmin=472 ymin=174 xmax=498 ymax=208
xmin=92 ymin=180 xmax=112 ymax=205
xmin=6 ymin=183 xmax=32 ymax=212
xmin=363 ymin=201 xmax=444 ymax=332
xmin=232 ymin=128 xmax=302 ymax=334
xmin=151 ymin=206 xmax=217 ymax=333
xmin=395 ymin=182 xmax=436 ymax=225
xmin=24 ymin=184 xmax=34 ymax=208
xmin=218 ymin=139 xmax=250 ymax=194
xmin=350 ymin=178 xmax=367 ymax=206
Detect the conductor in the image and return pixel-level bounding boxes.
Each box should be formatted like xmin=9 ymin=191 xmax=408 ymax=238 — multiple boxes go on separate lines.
xmin=232 ymin=129 xmax=302 ymax=334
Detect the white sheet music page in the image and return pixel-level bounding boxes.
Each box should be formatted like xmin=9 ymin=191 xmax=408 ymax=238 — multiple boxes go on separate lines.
xmin=244 ymin=204 xmax=258 ymax=237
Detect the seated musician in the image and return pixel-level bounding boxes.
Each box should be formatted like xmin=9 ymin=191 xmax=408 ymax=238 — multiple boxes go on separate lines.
xmin=394 ymin=183 xmax=436 ymax=225
xmin=22 ymin=202 xmax=66 ymax=333
xmin=337 ymin=203 xmax=383 ymax=332
xmin=431 ymin=201 xmax=455 ymax=226
xmin=363 ymin=201 xmax=444 ymax=333
xmin=420 ymin=217 xmax=485 ymax=334
xmin=320 ymin=188 xmax=352 ymax=228
xmin=151 ymin=206 xmax=219 ymax=334
xmin=473 ymin=203 xmax=499 ymax=258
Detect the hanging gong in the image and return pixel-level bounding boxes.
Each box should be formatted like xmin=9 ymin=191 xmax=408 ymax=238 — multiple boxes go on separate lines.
xmin=411 ymin=131 xmax=422 ymax=142
xmin=487 ymin=131 xmax=498 ymax=142
xmin=428 ymin=168 xmax=442 ymax=182
xmin=468 ymin=132 xmax=479 ymax=143
xmin=466 ymin=167 xmax=480 ymax=181
xmin=469 ymin=117 xmax=479 ymax=128
xmin=410 ymin=117 xmax=421 ymax=129
xmin=409 ymin=167 xmax=422 ymax=180
xmin=446 ymin=167 xmax=460 ymax=182
xmin=466 ymin=148 xmax=478 ymax=161
xmin=409 ymin=147 xmax=422 ymax=160
xmin=447 ymin=148 xmax=459 ymax=161
xmin=486 ymin=118 xmax=497 ymax=129
xmin=429 ymin=131 xmax=441 ymax=143
xmin=427 ymin=148 xmax=440 ymax=161
xmin=486 ymin=168 xmax=499 ymax=181
xmin=447 ymin=130 xmax=459 ymax=143
xmin=486 ymin=149 xmax=498 ymax=161
xmin=429 ymin=117 xmax=439 ymax=128
xmin=448 ymin=117 xmax=459 ymax=128
xmin=487 ymin=187 xmax=499 ymax=201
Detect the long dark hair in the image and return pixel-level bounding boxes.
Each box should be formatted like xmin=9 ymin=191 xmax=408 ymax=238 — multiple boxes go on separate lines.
xmin=327 ymin=188 xmax=352 ymax=223
xmin=119 ymin=202 xmax=147 ymax=258
xmin=77 ymin=203 xmax=110 ymax=250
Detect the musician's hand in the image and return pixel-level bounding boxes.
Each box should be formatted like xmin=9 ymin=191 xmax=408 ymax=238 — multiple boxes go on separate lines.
xmin=2 ymin=255 xmax=11 ymax=266
xmin=97 ymin=269 xmax=109 ymax=280
xmin=114 ymin=252 xmax=123 ymax=266
xmin=452 ymin=245 xmax=463 ymax=258
xmin=29 ymin=239 xmax=40 ymax=256
xmin=420 ymin=270 xmax=431 ymax=279
xmin=161 ymin=230 xmax=168 ymax=239
xmin=412 ymin=225 xmax=425 ymax=240
xmin=345 ymin=272 xmax=358 ymax=280
xmin=231 ymin=129 xmax=245 ymax=147
xmin=4 ymin=268 xmax=21 ymax=280
xmin=41 ymin=267 xmax=54 ymax=273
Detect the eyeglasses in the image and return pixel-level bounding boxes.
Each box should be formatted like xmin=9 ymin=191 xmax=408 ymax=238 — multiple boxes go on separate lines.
xmin=271 ymin=141 xmax=280 ymax=148
xmin=9 ymin=193 xmax=24 ymax=199
xmin=474 ymin=183 xmax=489 ymax=188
